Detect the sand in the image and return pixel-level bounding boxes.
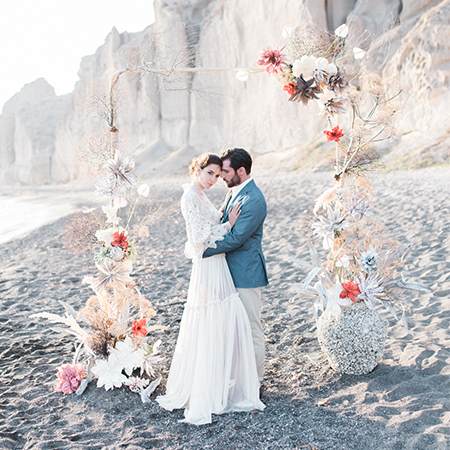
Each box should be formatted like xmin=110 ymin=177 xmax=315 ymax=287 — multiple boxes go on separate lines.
xmin=0 ymin=167 xmax=449 ymax=449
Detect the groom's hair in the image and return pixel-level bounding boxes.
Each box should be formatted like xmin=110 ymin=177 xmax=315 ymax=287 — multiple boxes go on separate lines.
xmin=221 ymin=148 xmax=252 ymax=174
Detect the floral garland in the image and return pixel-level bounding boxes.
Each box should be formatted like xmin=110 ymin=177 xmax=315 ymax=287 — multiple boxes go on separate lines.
xmin=33 ymin=144 xmax=163 ymax=400
xmin=256 ymin=23 xmax=430 ymax=327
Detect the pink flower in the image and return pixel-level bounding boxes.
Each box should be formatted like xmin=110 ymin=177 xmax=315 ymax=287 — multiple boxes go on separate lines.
xmin=56 ymin=363 xmax=86 ymax=395
xmin=257 ymin=46 xmax=287 ymax=76
xmin=340 ymin=281 xmax=361 ymax=302
xmin=132 ymin=319 xmax=148 ymax=337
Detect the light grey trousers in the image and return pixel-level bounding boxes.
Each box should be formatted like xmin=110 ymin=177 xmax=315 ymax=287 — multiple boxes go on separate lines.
xmin=236 ymin=287 xmax=265 ymax=381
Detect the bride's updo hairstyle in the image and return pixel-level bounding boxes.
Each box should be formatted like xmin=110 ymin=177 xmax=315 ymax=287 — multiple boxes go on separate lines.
xmin=189 ymin=153 xmax=222 ymax=176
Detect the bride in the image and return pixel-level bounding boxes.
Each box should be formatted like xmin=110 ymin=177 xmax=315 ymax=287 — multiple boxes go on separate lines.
xmin=157 ymin=153 xmax=264 ymax=425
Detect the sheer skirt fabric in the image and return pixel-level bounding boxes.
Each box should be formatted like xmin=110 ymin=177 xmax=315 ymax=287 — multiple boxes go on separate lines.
xmin=157 ymin=254 xmax=264 ymax=425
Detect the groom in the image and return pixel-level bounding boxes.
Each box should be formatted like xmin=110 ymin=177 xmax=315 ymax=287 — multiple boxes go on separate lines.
xmin=203 ymin=148 xmax=268 ymax=380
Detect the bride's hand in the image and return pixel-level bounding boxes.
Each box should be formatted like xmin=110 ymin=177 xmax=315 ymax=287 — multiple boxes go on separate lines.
xmin=229 ymin=203 xmax=241 ymax=228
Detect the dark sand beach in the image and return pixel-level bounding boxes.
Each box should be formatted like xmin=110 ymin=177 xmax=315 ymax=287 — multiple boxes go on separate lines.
xmin=0 ymin=168 xmax=449 ymax=449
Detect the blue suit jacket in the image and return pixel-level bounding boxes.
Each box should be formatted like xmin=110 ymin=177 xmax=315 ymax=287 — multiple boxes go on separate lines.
xmin=203 ymin=179 xmax=269 ymax=288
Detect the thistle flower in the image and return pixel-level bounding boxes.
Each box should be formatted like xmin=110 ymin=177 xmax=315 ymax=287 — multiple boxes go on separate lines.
xmin=312 ymin=206 xmax=349 ymax=238
xmin=319 ymin=97 xmax=347 ymax=116
xmin=337 ymin=190 xmax=373 ymax=217
xmin=328 ymin=68 xmax=349 ymax=94
xmin=89 ymin=259 xmax=133 ymax=292
xmin=289 ymin=75 xmax=322 ymax=105
xmin=324 ymin=126 xmax=344 ymax=142
xmin=257 ymin=46 xmax=287 ymax=76
xmin=105 ymin=155 xmax=136 ymax=189
xmin=340 ymin=280 xmax=361 ymax=302
xmin=359 ymin=250 xmax=379 ymax=273
xmin=55 ymin=363 xmax=87 ymax=395
xmin=356 ymin=273 xmax=385 ymax=309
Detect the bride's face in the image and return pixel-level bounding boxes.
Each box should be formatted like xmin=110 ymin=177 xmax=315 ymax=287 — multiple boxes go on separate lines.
xmin=196 ymin=164 xmax=221 ymax=190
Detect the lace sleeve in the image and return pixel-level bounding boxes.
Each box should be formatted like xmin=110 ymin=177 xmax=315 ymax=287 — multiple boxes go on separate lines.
xmin=182 ymin=192 xmax=211 ymax=246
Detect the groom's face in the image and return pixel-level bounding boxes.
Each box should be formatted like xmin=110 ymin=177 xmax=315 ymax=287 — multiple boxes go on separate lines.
xmin=221 ymin=159 xmax=241 ymax=188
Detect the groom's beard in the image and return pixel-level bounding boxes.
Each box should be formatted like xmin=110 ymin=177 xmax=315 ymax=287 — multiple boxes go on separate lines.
xmin=224 ymin=173 xmax=241 ymax=188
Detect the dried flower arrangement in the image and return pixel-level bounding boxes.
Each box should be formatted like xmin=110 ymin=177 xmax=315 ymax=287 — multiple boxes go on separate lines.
xmin=256 ymin=23 xmax=430 ymax=372
xmin=33 ymin=80 xmax=163 ymax=400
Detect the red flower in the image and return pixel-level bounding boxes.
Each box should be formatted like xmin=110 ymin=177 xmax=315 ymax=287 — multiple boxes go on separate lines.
xmin=132 ymin=319 xmax=148 ymax=337
xmin=283 ymin=82 xmax=296 ymax=96
xmin=111 ymin=231 xmax=129 ymax=250
xmin=257 ymin=46 xmax=288 ymax=76
xmin=340 ymin=281 xmax=361 ymax=302
xmin=324 ymin=126 xmax=345 ymax=142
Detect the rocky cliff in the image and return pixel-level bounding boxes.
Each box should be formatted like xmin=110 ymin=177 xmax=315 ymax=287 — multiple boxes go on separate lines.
xmin=0 ymin=0 xmax=448 ymax=184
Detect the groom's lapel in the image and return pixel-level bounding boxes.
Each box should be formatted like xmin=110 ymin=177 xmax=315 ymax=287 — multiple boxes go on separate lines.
xmin=224 ymin=180 xmax=255 ymax=221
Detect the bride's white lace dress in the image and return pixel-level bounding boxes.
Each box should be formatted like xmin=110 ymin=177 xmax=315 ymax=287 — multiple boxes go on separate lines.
xmin=157 ymin=183 xmax=264 ymax=425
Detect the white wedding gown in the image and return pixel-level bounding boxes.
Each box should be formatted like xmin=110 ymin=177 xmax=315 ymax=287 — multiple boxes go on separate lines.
xmin=157 ymin=183 xmax=264 ymax=425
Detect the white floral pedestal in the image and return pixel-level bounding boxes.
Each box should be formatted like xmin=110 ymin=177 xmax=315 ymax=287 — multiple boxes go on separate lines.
xmin=317 ymin=302 xmax=388 ymax=375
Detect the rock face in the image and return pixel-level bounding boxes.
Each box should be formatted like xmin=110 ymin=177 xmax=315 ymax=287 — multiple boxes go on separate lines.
xmin=1 ymin=0 xmax=449 ymax=184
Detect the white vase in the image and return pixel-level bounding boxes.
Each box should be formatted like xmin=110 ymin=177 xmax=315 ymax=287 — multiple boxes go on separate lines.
xmin=317 ymin=302 xmax=388 ymax=375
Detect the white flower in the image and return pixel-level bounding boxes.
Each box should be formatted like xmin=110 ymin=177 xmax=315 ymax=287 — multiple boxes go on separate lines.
xmin=282 ymin=26 xmax=294 ymax=38
xmin=113 ymin=196 xmax=128 ymax=209
xmin=82 ymin=207 xmax=96 ymax=214
xmin=110 ymin=246 xmax=124 ymax=261
xmin=317 ymin=88 xmax=336 ymax=106
xmin=325 ymin=284 xmax=352 ymax=317
xmin=95 ymin=228 xmax=115 ymax=246
xmin=334 ymin=23 xmax=349 ymax=38
xmin=137 ymin=184 xmax=150 ymax=197
xmin=102 ymin=204 xmax=120 ymax=226
xmin=236 ymin=70 xmax=249 ymax=81
xmin=92 ymin=352 xmax=128 ymax=391
xmin=336 ymin=254 xmax=350 ymax=267
xmin=323 ymin=236 xmax=334 ymax=250
xmin=353 ymin=47 xmax=366 ymax=59
xmin=113 ymin=336 xmax=146 ymax=376
xmin=124 ymin=376 xmax=150 ymax=393
xmin=315 ymin=57 xmax=337 ymax=77
xmin=292 ymin=55 xmax=317 ymax=79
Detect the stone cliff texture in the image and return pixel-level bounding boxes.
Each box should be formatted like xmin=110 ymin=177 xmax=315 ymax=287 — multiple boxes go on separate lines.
xmin=0 ymin=0 xmax=448 ymax=184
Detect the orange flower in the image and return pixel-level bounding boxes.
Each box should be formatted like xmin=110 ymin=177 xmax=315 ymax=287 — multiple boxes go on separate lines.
xmin=131 ymin=319 xmax=148 ymax=337
xmin=111 ymin=231 xmax=129 ymax=250
xmin=340 ymin=281 xmax=361 ymax=302
xmin=324 ymin=126 xmax=344 ymax=142
xmin=283 ymin=83 xmax=296 ymax=96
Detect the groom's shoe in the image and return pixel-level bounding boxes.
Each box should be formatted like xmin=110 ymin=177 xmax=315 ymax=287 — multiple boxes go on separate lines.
xmin=259 ymin=385 xmax=265 ymax=399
